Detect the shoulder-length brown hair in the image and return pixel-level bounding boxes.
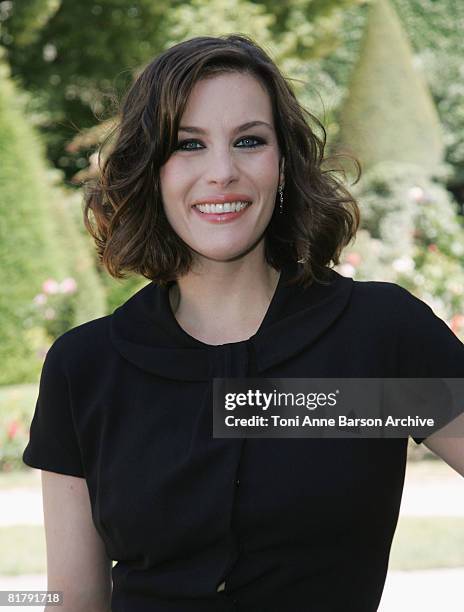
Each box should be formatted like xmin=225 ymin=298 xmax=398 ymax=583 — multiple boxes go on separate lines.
xmin=83 ymin=34 xmax=361 ymax=288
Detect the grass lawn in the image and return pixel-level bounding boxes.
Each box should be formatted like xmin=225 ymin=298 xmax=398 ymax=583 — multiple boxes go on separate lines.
xmin=389 ymin=516 xmax=464 ymax=570
xmin=0 ymin=526 xmax=46 ymax=575
xmin=0 ymin=517 xmax=463 ymax=576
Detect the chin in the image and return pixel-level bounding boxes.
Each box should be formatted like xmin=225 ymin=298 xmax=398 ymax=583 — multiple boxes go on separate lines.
xmin=190 ymin=242 xmax=261 ymax=264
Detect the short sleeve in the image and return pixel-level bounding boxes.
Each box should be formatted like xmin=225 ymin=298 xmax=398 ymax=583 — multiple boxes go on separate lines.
xmin=22 ymin=338 xmax=85 ymax=478
xmin=396 ymin=287 xmax=464 ymax=445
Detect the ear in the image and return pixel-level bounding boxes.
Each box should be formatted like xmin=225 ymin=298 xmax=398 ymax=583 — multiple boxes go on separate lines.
xmin=279 ymin=156 xmax=285 ymax=187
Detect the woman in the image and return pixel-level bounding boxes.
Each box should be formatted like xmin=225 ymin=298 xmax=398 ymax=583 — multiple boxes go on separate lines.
xmin=23 ymin=34 xmax=464 ymax=612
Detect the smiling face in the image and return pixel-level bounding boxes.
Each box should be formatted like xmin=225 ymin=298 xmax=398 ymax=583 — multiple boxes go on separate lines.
xmin=159 ymin=71 xmax=284 ymax=266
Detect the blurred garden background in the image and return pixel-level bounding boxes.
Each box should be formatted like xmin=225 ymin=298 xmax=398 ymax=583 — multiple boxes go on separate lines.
xmin=0 ymin=0 xmax=463 ymax=609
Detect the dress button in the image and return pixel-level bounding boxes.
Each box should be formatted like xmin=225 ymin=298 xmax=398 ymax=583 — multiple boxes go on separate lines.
xmin=236 ymin=479 xmax=240 ymax=486
xmin=217 ymin=580 xmax=226 ymax=592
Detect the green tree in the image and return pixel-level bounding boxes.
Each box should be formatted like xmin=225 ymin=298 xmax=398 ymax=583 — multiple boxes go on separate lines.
xmin=0 ymin=0 xmax=60 ymax=46
xmin=1 ymin=0 xmax=169 ymax=179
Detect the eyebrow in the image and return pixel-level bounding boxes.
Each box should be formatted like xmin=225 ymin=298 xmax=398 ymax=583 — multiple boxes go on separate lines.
xmin=178 ymin=120 xmax=273 ymax=134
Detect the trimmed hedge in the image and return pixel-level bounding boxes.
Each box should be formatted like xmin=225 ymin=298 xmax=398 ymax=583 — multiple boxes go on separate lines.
xmin=0 ymin=58 xmax=106 ymax=384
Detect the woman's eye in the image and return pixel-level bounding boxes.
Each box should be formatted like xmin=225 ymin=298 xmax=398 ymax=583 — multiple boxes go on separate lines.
xmin=236 ymin=136 xmax=265 ymax=148
xmin=175 ymin=136 xmax=265 ymax=151
xmin=176 ymin=140 xmax=202 ymax=151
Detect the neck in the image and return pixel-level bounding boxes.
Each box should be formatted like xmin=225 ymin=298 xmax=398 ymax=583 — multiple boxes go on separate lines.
xmin=169 ymin=254 xmax=281 ymax=346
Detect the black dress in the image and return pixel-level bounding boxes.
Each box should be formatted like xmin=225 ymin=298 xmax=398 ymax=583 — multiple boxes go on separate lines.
xmin=23 ymin=261 xmax=464 ymax=611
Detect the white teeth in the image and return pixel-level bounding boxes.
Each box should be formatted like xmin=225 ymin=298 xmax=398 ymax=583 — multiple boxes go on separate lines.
xmin=194 ymin=201 xmax=251 ymax=214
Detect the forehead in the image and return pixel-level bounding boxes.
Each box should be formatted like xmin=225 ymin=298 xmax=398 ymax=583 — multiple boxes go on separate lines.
xmin=180 ymin=72 xmax=274 ymax=126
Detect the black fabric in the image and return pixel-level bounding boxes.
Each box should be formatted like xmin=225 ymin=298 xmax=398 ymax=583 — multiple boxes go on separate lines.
xmin=23 ymin=261 xmax=464 ymax=611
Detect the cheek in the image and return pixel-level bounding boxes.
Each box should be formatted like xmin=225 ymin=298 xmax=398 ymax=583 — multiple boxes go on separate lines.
xmin=159 ymin=158 xmax=192 ymax=198
xmin=249 ymin=150 xmax=280 ymax=188
xmin=159 ymin=163 xmax=196 ymax=240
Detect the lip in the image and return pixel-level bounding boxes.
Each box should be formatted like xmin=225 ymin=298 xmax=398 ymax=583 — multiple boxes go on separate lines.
xmin=191 ymin=193 xmax=253 ymax=206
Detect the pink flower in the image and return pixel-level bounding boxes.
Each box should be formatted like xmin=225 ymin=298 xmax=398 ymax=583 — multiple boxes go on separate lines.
xmin=33 ymin=293 xmax=47 ymax=305
xmin=42 ymin=278 xmax=59 ymax=294
xmin=408 ymin=186 xmax=426 ymax=203
xmin=60 ymin=277 xmax=77 ymax=293
xmin=450 ymin=314 xmax=464 ymax=334
xmin=7 ymin=420 xmax=20 ymax=440
xmin=428 ymin=244 xmax=438 ymax=252
xmin=345 ymin=252 xmax=362 ymax=267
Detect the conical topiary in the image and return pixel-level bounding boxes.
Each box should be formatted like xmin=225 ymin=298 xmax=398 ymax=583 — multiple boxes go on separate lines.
xmin=335 ymin=0 xmax=444 ymax=174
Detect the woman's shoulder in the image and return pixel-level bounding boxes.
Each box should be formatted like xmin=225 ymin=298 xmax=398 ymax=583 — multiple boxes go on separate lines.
xmin=348 ymin=276 xmax=433 ymax=323
xmin=341 ymin=275 xmax=459 ymax=350
xmin=348 ymin=275 xmax=463 ymax=354
xmin=350 ymin=276 xmax=412 ymax=301
xmin=44 ymin=314 xmax=113 ymax=373
xmin=346 ymin=277 xmax=464 ymax=377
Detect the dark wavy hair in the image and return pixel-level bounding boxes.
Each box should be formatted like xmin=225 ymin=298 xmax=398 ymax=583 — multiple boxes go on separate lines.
xmin=83 ymin=34 xmax=361 ymax=288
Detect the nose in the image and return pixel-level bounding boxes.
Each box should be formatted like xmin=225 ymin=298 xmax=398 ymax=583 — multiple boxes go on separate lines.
xmin=205 ymin=147 xmax=240 ymax=186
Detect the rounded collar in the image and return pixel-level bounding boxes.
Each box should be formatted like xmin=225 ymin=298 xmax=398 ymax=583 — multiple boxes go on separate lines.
xmin=109 ymin=262 xmax=353 ymax=380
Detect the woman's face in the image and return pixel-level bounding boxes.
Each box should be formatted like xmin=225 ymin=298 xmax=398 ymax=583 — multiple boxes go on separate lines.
xmin=159 ymin=71 xmax=284 ymax=265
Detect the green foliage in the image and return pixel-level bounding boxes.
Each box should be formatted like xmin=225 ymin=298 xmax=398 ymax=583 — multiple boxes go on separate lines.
xmin=1 ymin=0 xmax=171 ymax=179
xmin=337 ymin=160 xmax=464 ymax=337
xmin=48 ymin=184 xmax=107 ymax=327
xmin=336 ymin=0 xmax=443 ymax=173
xmin=0 ymin=61 xmax=67 ymax=384
xmin=163 ymin=0 xmax=275 ymax=52
xmin=0 ymin=0 xmax=60 ymax=46
xmin=0 ymin=60 xmax=106 ymax=384
xmin=275 ymin=0 xmax=369 ymax=63
xmin=0 ymin=384 xmax=38 ymax=472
